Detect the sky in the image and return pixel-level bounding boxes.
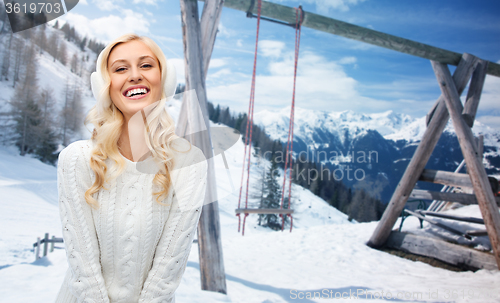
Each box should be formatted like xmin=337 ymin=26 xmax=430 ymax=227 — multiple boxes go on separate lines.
xmin=54 ymin=0 xmax=500 ymax=129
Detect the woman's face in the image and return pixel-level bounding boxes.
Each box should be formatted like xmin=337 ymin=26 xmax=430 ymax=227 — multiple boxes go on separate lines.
xmin=107 ymin=40 xmax=162 ymax=121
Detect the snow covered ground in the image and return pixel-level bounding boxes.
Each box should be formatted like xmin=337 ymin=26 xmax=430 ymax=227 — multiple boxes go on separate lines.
xmin=1 ymin=127 xmax=500 ymax=303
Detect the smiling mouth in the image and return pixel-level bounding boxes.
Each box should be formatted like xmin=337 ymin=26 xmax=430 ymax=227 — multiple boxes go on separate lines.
xmin=124 ymin=87 xmax=150 ymax=99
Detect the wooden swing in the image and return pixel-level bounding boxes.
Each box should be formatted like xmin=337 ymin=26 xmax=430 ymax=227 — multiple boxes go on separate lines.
xmin=235 ymin=0 xmax=303 ymax=235
xmin=368 ymin=54 xmax=500 ymax=270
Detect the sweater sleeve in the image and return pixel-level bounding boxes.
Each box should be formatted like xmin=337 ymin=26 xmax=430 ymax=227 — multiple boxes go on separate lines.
xmin=57 ymin=142 xmax=110 ymax=303
xmin=138 ymin=148 xmax=208 ymax=303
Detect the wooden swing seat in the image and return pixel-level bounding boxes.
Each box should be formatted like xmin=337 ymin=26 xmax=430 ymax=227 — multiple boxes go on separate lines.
xmin=235 ymin=208 xmax=294 ymax=215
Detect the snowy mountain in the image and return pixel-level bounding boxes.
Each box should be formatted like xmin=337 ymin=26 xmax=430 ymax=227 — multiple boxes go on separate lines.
xmin=254 ymin=106 xmax=500 ymax=202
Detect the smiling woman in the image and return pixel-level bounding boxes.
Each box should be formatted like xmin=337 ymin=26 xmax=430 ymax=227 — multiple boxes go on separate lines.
xmin=54 ymin=34 xmax=208 ymax=303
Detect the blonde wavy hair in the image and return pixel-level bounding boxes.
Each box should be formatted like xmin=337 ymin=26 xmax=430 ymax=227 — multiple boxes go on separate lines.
xmin=84 ymin=33 xmax=190 ymax=208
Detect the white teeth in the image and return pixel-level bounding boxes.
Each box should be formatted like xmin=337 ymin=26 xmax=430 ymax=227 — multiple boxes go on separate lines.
xmin=126 ymin=88 xmax=148 ymax=97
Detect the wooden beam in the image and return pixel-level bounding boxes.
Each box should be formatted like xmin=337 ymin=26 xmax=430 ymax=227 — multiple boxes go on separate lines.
xmin=466 ymin=230 xmax=488 ymax=237
xmin=199 ymin=0 xmax=500 ymax=77
xmin=426 ymin=160 xmax=466 ymax=212
xmin=179 ymin=0 xmax=227 ymax=294
xmin=425 ymin=99 xmax=440 ymax=126
xmin=476 ymin=135 xmax=484 ymax=158
xmin=417 ymin=210 xmax=484 ymax=225
xmin=385 ymin=231 xmax=498 ymax=271
xmin=419 ymin=169 xmax=472 ymax=188
xmin=432 ymin=60 xmax=500 ymax=270
xmin=200 ymin=0 xmax=224 ymax=80
xmin=235 ymin=208 xmax=294 ymax=214
xmin=367 ymin=54 xmax=478 ymax=249
xmin=463 ymin=60 xmax=489 ymax=127
xmin=410 ymin=189 xmax=500 ymax=206
xmin=404 ymin=209 xmax=471 ymax=239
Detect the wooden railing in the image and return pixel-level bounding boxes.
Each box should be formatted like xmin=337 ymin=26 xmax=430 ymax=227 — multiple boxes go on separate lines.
xmin=33 ymin=233 xmax=63 ymax=260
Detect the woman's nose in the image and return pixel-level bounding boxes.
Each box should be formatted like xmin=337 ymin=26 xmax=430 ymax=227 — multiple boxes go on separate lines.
xmin=129 ymin=67 xmax=142 ymax=82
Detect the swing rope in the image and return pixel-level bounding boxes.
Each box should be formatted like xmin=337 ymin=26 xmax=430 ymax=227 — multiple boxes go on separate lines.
xmin=279 ymin=6 xmax=303 ymax=232
xmin=237 ymin=2 xmax=303 ymax=236
xmin=237 ymin=0 xmax=262 ymax=236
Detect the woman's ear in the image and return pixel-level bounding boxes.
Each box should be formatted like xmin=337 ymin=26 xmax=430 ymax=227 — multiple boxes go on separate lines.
xmin=164 ymin=59 xmax=177 ymax=100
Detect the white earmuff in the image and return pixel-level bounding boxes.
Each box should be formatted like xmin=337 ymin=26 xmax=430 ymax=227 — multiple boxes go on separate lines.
xmin=163 ymin=59 xmax=177 ymax=100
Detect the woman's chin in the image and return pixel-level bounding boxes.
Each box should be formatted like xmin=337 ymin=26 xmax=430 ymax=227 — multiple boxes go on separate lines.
xmin=122 ymin=101 xmax=158 ymax=120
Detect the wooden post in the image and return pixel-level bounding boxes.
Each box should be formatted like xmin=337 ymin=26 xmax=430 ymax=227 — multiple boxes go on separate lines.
xmin=463 ymin=60 xmax=489 ymax=127
xmin=35 ymin=237 xmax=41 ymax=260
xmin=410 ymin=189 xmax=500 ymax=206
xmin=431 ymin=61 xmax=500 ymax=269
xmin=200 ymin=0 xmax=224 ymax=79
xmin=199 ymin=0 xmax=500 ymax=77
xmin=177 ymin=0 xmax=223 ymax=133
xmin=417 ymin=210 xmax=485 ymax=224
xmin=404 ymin=209 xmax=471 ymax=239
xmin=43 ymin=233 xmax=49 ymax=257
xmin=367 ymin=54 xmax=478 ymax=248
xmin=50 ymin=235 xmax=55 ymax=253
xmin=179 ymin=0 xmax=227 ymax=294
xmin=425 ymin=99 xmax=440 ymax=126
xmin=419 ymin=169 xmax=473 ymax=188
xmin=386 ymin=231 xmax=498 ymax=271
xmin=476 ymin=135 xmax=484 ymax=159
xmin=427 ymin=160 xmax=466 ymax=212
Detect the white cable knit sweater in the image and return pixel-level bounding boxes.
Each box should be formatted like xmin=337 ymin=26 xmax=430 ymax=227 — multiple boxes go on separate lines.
xmin=54 ymin=139 xmax=208 ymax=303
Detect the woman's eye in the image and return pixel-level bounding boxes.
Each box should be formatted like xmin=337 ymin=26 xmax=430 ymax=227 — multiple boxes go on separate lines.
xmin=115 ymin=67 xmax=126 ymax=72
xmin=142 ymin=64 xmax=152 ymax=68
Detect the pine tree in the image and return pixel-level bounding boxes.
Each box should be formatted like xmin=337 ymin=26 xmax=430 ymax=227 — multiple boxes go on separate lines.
xmin=11 ymin=42 xmax=41 ymax=155
xmin=246 ymin=147 xmax=266 ymax=225
xmin=80 ymin=37 xmax=87 ymax=51
xmin=69 ymin=87 xmax=83 ymax=136
xmin=347 ymin=189 xmax=371 ymax=222
xmin=12 ymin=36 xmax=24 ymax=87
xmin=1 ymin=33 xmax=12 ymax=81
xmin=34 ymin=87 xmax=59 ymax=164
xmin=70 ymin=53 xmax=78 ymax=73
xmin=329 ymin=188 xmax=340 ymax=209
xmin=174 ymin=83 xmax=186 ymax=97
xmin=260 ymin=142 xmax=283 ymax=230
xmin=47 ymin=31 xmax=59 ymax=62
xmin=35 ymin=26 xmax=47 ymax=55
xmin=0 ymin=4 xmax=10 ymax=34
xmin=33 ymin=128 xmax=59 ymax=164
xmin=212 ymin=104 xmax=220 ymax=122
xmin=280 ymin=189 xmax=295 ymax=229
xmin=58 ymin=41 xmax=67 ymax=65
xmin=235 ymin=113 xmax=244 ymax=132
xmin=9 ymin=37 xmax=59 ymax=163
xmin=256 ymin=166 xmax=266 ymax=226
xmin=13 ymin=98 xmax=42 ymax=155
xmin=60 ymin=81 xmax=83 ymax=145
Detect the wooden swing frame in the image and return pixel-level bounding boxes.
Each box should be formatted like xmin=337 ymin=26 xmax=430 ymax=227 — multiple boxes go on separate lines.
xmin=181 ymin=0 xmax=500 ymax=293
